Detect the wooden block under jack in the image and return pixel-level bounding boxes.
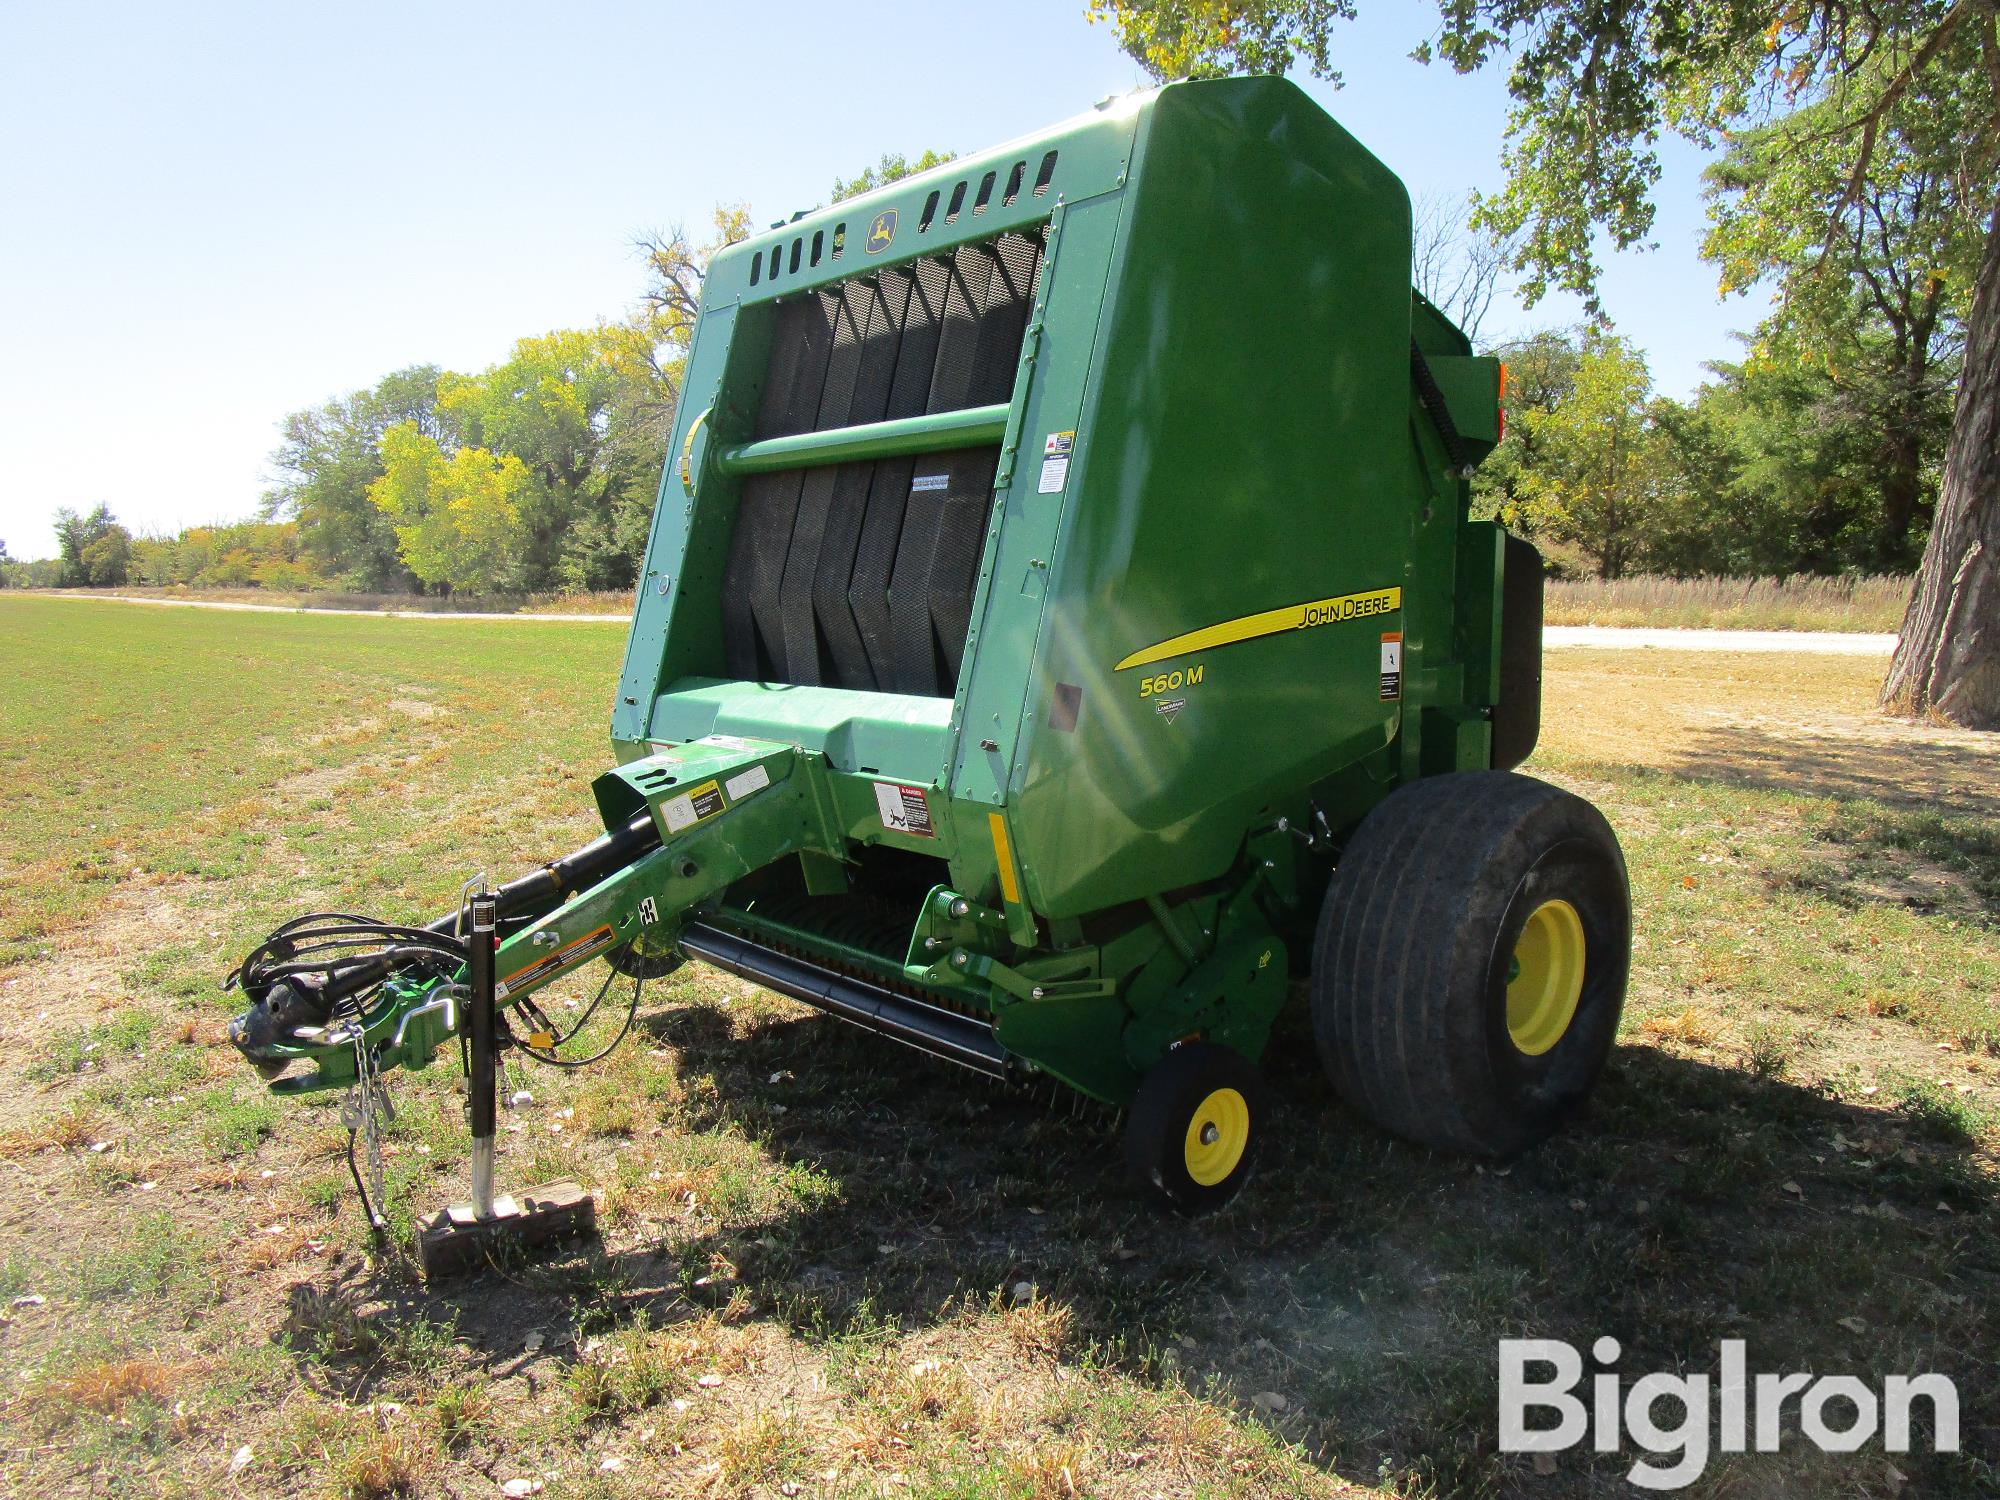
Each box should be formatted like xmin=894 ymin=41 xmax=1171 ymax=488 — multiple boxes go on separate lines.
xmin=417 ymin=1180 xmax=596 ymax=1280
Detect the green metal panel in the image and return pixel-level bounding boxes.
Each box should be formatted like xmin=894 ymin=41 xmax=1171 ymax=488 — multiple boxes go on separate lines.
xmin=1428 ymin=354 xmax=1504 ymax=455
xmin=1001 ymin=79 xmax=1418 ymax=916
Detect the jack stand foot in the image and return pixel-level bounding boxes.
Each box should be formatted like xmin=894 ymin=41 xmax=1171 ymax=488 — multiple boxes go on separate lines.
xmin=416 ymin=1180 xmax=596 ymax=1281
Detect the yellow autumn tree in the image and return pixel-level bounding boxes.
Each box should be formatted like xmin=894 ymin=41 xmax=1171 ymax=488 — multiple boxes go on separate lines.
xmin=368 ymin=423 xmax=533 ymax=594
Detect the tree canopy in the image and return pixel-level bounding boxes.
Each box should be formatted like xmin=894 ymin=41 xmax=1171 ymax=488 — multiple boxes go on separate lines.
xmin=1093 ymin=0 xmax=2000 ymax=724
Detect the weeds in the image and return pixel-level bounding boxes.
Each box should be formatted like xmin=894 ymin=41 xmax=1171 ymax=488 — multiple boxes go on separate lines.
xmin=1543 ymin=573 xmax=1910 ymax=632
xmin=195 ymin=1082 xmax=281 ymax=1156
xmin=564 ymin=1313 xmax=731 ymax=1418
xmin=1744 ymin=1022 xmax=1795 ymax=1078
xmin=431 ymin=1380 xmax=493 ymax=1450
xmin=73 ymin=1213 xmax=210 ymax=1303
xmin=332 ymin=1421 xmax=431 ymax=1499
xmin=715 ymin=1409 xmax=810 ymax=1488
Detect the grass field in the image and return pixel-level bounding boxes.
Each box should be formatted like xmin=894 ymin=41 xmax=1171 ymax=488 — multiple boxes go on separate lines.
xmin=37 ymin=571 xmax=1914 ymax=632
xmin=0 ymin=596 xmax=1993 ymax=1498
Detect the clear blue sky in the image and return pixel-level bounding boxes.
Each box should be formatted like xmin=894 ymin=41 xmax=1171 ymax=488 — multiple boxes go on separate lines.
xmin=0 ymin=0 xmax=1760 ymax=560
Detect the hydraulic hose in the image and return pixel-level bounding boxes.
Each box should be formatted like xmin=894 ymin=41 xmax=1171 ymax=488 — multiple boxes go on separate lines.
xmin=229 ymin=810 xmax=666 ymax=1058
xmin=421 ymin=811 xmax=662 ymax=937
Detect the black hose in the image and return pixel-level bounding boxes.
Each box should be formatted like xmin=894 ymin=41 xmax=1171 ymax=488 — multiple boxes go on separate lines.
xmin=511 ymin=967 xmax=644 ymax=1069
xmin=420 ymin=813 xmax=662 ymax=937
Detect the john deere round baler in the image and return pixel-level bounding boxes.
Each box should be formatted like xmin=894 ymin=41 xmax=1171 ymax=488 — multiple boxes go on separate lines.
xmin=228 ymin=77 xmax=1630 ymax=1228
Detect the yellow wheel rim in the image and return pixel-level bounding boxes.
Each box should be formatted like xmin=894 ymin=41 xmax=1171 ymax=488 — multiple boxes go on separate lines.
xmin=1506 ymin=898 xmax=1587 ymax=1056
xmin=1183 ymin=1086 xmax=1250 ymax=1187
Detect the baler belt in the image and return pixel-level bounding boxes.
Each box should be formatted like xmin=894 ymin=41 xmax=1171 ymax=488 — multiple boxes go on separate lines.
xmin=887 ymin=243 xmax=998 ymax=693
xmin=809 ymin=268 xmax=920 ymax=691
xmin=849 ymin=257 xmax=952 ymax=691
xmin=724 ymin=293 xmax=837 ymax=679
xmin=777 ymin=279 xmax=873 ymax=684
xmin=721 ymin=229 xmax=1045 ymax=697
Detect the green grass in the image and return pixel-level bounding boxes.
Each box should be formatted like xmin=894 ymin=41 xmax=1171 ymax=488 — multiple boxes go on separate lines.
xmin=1 ymin=595 xmax=1994 ymax=1499
xmin=71 ymin=1212 xmax=214 ymax=1304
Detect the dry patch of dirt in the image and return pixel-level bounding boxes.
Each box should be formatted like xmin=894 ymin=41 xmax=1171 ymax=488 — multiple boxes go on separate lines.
xmin=1545 ymin=650 xmax=2000 ymax=808
xmin=0 ymin=883 xmax=196 ymax=1061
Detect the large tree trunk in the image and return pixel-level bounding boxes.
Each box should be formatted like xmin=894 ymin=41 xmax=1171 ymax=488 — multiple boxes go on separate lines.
xmin=1881 ymin=194 xmax=2000 ymax=729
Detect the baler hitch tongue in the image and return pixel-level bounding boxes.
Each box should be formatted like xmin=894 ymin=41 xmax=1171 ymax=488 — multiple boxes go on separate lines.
xmin=222 ymin=736 xmax=823 ymax=1094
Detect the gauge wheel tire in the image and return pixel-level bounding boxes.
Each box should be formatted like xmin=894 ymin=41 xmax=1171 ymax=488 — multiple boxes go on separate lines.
xmin=1125 ymin=1041 xmax=1268 ymax=1216
xmin=1311 ymin=770 xmax=1630 ymax=1158
xmin=606 ymin=938 xmax=683 ymax=981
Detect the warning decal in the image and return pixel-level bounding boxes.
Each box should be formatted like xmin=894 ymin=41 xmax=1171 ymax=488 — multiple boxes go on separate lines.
xmin=723 ymin=763 xmax=770 ymax=802
xmin=911 ymin=473 xmax=949 ymax=493
xmin=873 ymin=781 xmax=935 ymax=838
xmin=1037 ymin=430 xmax=1075 ymax=494
xmin=1379 ymin=632 xmax=1403 ymax=701
xmin=498 ymin=924 xmax=616 ymax=1001
xmin=662 ymin=779 xmax=726 ymax=833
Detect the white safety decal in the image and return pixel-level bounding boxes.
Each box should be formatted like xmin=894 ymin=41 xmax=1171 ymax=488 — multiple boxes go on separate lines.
xmin=724 ymin=764 xmax=770 ymax=801
xmin=873 ymin=780 xmax=935 ymax=838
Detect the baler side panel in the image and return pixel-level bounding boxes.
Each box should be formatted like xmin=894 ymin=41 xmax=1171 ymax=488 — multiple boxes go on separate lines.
xmin=1010 ymin=79 xmax=1419 ymax=918
xmin=613 ymin=303 xmax=746 ymax=749
xmin=946 ymin=190 xmax=1130 ymax=873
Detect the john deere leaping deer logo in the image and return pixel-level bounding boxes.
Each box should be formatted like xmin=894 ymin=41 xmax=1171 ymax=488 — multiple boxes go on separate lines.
xmin=866 ymin=209 xmax=897 ymax=254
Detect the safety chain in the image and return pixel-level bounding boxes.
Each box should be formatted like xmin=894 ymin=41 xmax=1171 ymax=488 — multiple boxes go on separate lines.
xmin=337 ymin=1023 xmax=395 ymax=1231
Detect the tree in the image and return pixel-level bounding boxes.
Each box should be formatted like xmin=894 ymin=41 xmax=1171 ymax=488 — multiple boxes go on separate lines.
xmin=634 ymin=205 xmax=754 ymax=412
xmin=1704 ymin=84 xmax=1977 ymax=568
xmin=1472 ymin=326 xmax=1587 ymax=523
xmin=828 ymin=150 xmax=957 ymax=205
xmin=52 ymin=504 xmax=131 ymax=587
xmin=431 ymin=323 xmax=671 ymax=592
xmin=1091 ymin=0 xmax=2000 ymax=726
xmin=80 ymin=528 xmax=133 ymax=586
xmin=1084 ymin=1 xmax=1353 ymax=81
xmin=1509 ymin=332 xmax=1660 ymax=578
xmin=1413 ymin=191 xmax=1516 ymax=344
xmin=367 ymin=423 xmax=533 ymax=595
xmin=266 ymin=366 xmax=453 ymax=590
xmin=1643 ymin=357 xmax=1883 ymax=575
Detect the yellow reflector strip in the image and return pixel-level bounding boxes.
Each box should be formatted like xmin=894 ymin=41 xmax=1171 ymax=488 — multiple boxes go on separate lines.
xmin=1114 ymin=586 xmax=1402 ymax=671
xmin=988 ymin=812 xmax=1021 ymax=906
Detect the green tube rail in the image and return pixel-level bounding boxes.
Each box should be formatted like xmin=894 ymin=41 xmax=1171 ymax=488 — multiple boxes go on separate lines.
xmin=715 ymin=403 xmax=1011 ymax=476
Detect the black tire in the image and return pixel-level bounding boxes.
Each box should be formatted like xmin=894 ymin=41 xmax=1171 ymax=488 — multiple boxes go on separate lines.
xmin=1311 ymin=770 xmax=1629 ymax=1157
xmin=1125 ymin=1041 xmax=1268 ymax=1216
